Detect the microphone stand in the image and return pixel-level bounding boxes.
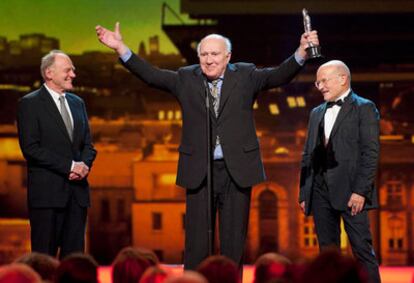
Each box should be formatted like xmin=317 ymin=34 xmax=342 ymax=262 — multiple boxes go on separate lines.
xmin=203 ymin=79 xmax=214 ymax=256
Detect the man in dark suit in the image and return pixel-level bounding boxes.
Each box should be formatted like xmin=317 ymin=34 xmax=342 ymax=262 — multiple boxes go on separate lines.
xmin=95 ymin=23 xmax=319 ymax=269
xmin=17 ymin=50 xmax=97 ymax=258
xmin=299 ymin=60 xmax=381 ymax=283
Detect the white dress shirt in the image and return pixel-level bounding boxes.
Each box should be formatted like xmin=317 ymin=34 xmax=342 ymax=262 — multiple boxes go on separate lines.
xmin=324 ymin=89 xmax=350 ymax=144
xmin=44 ymin=83 xmax=74 ymax=127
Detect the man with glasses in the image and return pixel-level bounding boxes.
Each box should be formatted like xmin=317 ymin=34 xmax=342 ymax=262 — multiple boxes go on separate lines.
xmin=299 ymin=60 xmax=381 ymax=283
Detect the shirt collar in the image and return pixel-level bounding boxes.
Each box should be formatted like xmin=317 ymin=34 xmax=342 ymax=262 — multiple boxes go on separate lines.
xmin=44 ymin=83 xmax=66 ymax=101
xmin=336 ymin=88 xmax=351 ymax=102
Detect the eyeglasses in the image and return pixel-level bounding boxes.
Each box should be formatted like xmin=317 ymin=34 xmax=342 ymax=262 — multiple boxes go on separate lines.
xmin=314 ymin=74 xmax=342 ymax=88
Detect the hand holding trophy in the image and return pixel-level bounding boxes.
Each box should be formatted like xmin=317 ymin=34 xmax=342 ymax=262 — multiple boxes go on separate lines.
xmin=302 ymin=8 xmax=322 ymax=59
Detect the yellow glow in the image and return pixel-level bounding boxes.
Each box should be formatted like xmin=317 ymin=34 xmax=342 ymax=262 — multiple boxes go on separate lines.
xmin=158 ymin=110 xmax=165 ymax=120
xmin=269 ymin=104 xmax=279 ymax=115
xmin=0 ymin=138 xmax=24 ymax=159
xmin=167 ymin=110 xmax=174 ymax=120
xmin=287 ymin=96 xmax=297 ymax=108
xmin=253 ymin=101 xmax=258 ymax=109
xmin=175 ymin=110 xmax=181 ymax=120
xmin=340 ymin=218 xmax=348 ymax=249
xmin=296 ymin=96 xmax=306 ymax=107
xmin=158 ymin=174 xmax=176 ymax=186
xmin=0 ymin=84 xmax=30 ymax=92
xmin=380 ymin=135 xmax=404 ymax=141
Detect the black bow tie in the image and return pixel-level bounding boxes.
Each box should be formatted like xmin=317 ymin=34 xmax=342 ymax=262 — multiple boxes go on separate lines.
xmin=326 ymin=99 xmax=344 ymax=108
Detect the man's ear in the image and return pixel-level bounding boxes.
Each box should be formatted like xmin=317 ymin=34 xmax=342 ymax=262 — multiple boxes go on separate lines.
xmin=226 ymin=52 xmax=232 ymax=63
xmin=44 ymin=67 xmax=53 ymax=81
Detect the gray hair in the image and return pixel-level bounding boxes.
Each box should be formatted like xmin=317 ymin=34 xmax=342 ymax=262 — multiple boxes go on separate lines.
xmin=197 ymin=34 xmax=232 ymax=56
xmin=40 ymin=50 xmax=68 ymax=80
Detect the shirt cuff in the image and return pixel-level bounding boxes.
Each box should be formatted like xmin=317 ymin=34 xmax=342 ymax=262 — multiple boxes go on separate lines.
xmin=71 ymin=161 xmax=75 ymax=171
xmin=294 ymin=50 xmax=306 ymax=66
xmin=120 ymin=49 xmax=132 ymax=62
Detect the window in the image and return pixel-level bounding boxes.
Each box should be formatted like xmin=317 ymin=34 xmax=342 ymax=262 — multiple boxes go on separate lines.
xmin=100 ymin=199 xmax=110 ymax=222
xmin=388 ymin=215 xmax=404 ymax=251
xmin=117 ymin=199 xmax=126 ymax=222
xmin=303 ymin=217 xmax=318 ymax=248
xmin=386 ymin=181 xmax=404 ymax=206
xmin=152 ymin=212 xmax=162 ymax=230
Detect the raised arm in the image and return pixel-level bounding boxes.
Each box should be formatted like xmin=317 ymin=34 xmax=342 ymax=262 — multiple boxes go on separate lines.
xmin=95 ymin=22 xmax=129 ymax=57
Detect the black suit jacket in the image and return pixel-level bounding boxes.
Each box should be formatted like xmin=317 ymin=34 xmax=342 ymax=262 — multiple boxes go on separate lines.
xmin=122 ymin=54 xmax=302 ymax=189
xmin=299 ymin=92 xmax=380 ymax=215
xmin=17 ymin=86 xmax=96 ymax=208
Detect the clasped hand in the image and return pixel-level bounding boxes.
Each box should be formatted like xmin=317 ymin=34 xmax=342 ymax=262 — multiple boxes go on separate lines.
xmin=69 ymin=161 xmax=89 ymax=181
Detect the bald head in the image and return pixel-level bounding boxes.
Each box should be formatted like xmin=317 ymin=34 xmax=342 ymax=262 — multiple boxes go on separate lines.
xmin=197 ymin=34 xmax=232 ymax=56
xmin=315 ymin=60 xmax=351 ymax=102
xmin=318 ymin=60 xmax=350 ymax=79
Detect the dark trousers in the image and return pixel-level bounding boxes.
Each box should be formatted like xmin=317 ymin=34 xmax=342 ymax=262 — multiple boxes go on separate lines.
xmin=311 ymin=178 xmax=381 ymax=283
xmin=29 ymin=193 xmax=87 ymax=259
xmin=184 ymin=160 xmax=251 ymax=270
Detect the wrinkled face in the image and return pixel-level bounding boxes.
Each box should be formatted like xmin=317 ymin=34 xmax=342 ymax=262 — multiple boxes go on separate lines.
xmin=45 ymin=54 xmax=76 ymax=93
xmin=315 ymin=66 xmax=347 ymax=102
xmin=199 ymin=37 xmax=231 ymax=80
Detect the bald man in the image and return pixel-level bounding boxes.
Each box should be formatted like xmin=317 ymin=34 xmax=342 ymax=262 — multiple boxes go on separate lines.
xmin=299 ymin=60 xmax=381 ymax=282
xmin=96 ymin=23 xmax=319 ymax=270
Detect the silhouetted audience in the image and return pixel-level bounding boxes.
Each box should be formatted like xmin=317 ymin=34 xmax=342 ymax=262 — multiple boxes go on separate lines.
xmin=135 ymin=247 xmax=160 ymax=266
xmin=254 ymin=252 xmax=292 ymax=283
xmin=54 ymin=253 xmax=98 ymax=283
xmin=164 ymin=271 xmax=208 ymax=283
xmin=196 ymin=255 xmax=239 ymax=283
xmin=112 ymin=246 xmax=151 ymax=283
xmin=300 ymin=249 xmax=369 ymax=283
xmin=15 ymin=252 xmax=59 ymax=282
xmin=0 ymin=263 xmax=42 ymax=283
xmin=139 ymin=266 xmax=169 ymax=283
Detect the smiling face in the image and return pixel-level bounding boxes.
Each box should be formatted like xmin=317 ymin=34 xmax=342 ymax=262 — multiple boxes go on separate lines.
xmin=44 ymin=53 xmax=76 ymax=93
xmin=315 ymin=63 xmax=349 ymax=102
xmin=198 ymin=37 xmax=231 ymax=80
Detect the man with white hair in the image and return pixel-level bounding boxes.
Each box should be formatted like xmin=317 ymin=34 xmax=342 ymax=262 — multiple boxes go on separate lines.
xmin=299 ymin=60 xmax=381 ymax=282
xmin=96 ymin=23 xmax=319 ymax=270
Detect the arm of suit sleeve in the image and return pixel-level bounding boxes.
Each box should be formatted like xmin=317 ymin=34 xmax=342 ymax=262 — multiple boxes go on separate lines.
xmin=251 ymin=54 xmax=303 ymax=91
xmin=17 ymin=98 xmax=72 ymax=175
xmin=120 ymin=52 xmax=179 ymax=95
xmin=299 ymin=111 xmax=314 ymax=203
xmin=79 ymin=101 xmax=97 ymax=168
xmin=353 ymin=102 xmax=380 ymax=201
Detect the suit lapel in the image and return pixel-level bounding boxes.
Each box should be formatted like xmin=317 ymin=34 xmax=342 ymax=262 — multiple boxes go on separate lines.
xmin=40 ymin=86 xmax=72 ymax=142
xmin=310 ymin=105 xmax=326 ymax=149
xmin=330 ymin=91 xmax=355 ymax=139
xmin=218 ymin=64 xmax=237 ymax=118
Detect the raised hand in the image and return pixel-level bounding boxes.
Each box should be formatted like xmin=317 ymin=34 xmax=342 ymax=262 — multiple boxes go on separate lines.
xmin=95 ymin=22 xmax=129 ymax=56
xmin=298 ymin=30 xmax=319 ymax=60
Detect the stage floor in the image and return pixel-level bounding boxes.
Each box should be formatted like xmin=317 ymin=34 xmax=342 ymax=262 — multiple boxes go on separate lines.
xmin=98 ymin=265 xmax=414 ymax=283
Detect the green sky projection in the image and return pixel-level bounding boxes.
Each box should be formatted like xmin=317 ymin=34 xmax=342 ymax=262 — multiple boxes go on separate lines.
xmin=0 ymin=0 xmax=187 ymax=54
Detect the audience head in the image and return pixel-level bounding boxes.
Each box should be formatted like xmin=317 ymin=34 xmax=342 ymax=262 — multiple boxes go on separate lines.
xmin=55 ymin=253 xmax=98 ymax=283
xmin=254 ymin=253 xmax=292 ymax=283
xmin=164 ymin=271 xmax=208 ymax=283
xmin=112 ymin=246 xmax=151 ymax=283
xmin=15 ymin=252 xmax=59 ymax=282
xmin=196 ymin=255 xmax=239 ymax=283
xmin=139 ymin=266 xmax=168 ymax=283
xmin=0 ymin=263 xmax=42 ymax=283
xmin=301 ymin=249 xmax=368 ymax=283
xmin=135 ymin=247 xmax=160 ymax=266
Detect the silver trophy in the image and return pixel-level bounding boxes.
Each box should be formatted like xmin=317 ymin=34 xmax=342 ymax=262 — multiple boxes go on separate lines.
xmin=302 ymin=8 xmax=322 ymax=58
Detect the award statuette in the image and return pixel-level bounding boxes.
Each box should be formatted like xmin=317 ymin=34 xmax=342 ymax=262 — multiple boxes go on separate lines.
xmin=302 ymin=8 xmax=322 ymax=59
